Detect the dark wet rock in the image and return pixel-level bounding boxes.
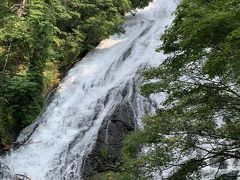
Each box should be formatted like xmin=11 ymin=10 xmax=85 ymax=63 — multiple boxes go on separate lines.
xmin=217 ymin=171 xmax=239 ymax=180
xmin=210 ymin=156 xmax=229 ymax=170
xmin=219 ymin=161 xmax=229 ymax=170
xmin=15 ymin=122 xmax=39 ymax=146
xmin=13 ymin=87 xmax=58 ymax=149
xmin=2 ymin=87 xmax=58 ymax=153
xmin=81 ymin=101 xmax=135 ymax=179
xmin=0 ymin=162 xmax=14 ymax=180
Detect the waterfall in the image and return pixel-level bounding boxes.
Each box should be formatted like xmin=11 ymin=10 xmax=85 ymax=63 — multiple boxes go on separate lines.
xmin=0 ymin=0 xmax=178 ymax=179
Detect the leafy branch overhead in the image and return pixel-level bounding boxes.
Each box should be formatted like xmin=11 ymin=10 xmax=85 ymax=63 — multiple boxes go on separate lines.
xmin=120 ymin=0 xmax=240 ymax=179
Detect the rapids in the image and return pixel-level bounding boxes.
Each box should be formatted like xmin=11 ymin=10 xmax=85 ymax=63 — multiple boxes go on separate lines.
xmin=0 ymin=1 xmax=178 ymax=179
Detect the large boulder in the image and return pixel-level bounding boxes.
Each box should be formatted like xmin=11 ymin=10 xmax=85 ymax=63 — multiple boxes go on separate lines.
xmin=81 ymin=101 xmax=135 ymax=179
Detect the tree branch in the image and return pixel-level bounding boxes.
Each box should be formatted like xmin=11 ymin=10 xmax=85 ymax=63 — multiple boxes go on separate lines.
xmin=2 ymin=41 xmax=12 ymax=71
xmin=16 ymin=0 xmax=28 ymax=17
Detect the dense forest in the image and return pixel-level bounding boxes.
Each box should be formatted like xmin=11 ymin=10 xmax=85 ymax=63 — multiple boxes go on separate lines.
xmin=111 ymin=0 xmax=240 ymax=179
xmin=0 ymin=0 xmax=152 ymax=149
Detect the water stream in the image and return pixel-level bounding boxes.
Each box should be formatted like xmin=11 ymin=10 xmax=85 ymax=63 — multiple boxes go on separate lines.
xmin=0 ymin=1 xmax=178 ymax=179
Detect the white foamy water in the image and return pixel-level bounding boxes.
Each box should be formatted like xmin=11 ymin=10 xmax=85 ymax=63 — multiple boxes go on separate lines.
xmin=0 ymin=1 xmax=178 ymax=179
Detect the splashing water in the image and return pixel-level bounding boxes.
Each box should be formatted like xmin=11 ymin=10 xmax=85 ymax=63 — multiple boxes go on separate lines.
xmin=0 ymin=1 xmax=178 ymax=179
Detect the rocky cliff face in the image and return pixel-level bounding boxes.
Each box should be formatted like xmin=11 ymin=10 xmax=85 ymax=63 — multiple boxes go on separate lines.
xmin=81 ymin=101 xmax=136 ymax=179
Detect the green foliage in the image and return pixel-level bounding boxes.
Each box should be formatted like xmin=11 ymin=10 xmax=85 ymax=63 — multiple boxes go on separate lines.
xmin=93 ymin=171 xmax=139 ymax=180
xmin=120 ymin=0 xmax=240 ymax=179
xmin=130 ymin=0 xmax=153 ymax=9
xmin=0 ymin=0 xmax=152 ymax=145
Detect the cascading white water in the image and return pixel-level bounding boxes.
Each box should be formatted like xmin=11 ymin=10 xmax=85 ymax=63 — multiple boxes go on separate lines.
xmin=0 ymin=1 xmax=178 ymax=179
